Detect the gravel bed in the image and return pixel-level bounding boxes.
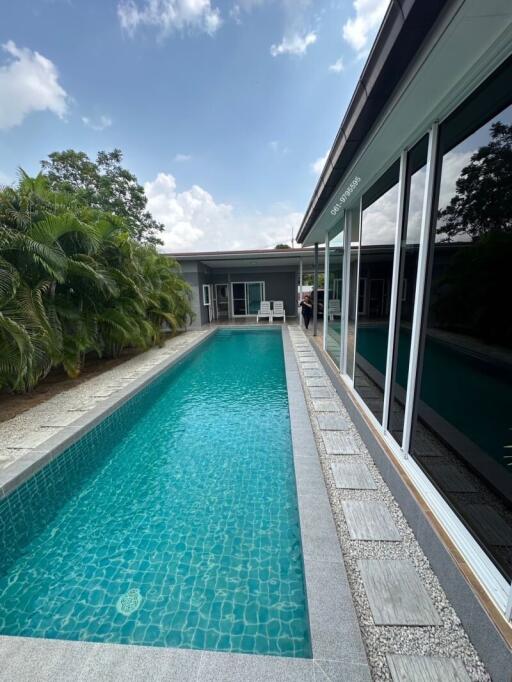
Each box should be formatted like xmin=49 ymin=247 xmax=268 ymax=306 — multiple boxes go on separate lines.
xmin=288 ymin=327 xmax=490 ymax=682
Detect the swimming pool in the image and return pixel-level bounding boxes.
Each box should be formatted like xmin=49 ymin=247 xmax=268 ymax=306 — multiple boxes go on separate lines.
xmin=0 ymin=329 xmax=311 ymax=658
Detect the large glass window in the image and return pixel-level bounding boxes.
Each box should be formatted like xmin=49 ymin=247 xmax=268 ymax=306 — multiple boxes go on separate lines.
xmin=326 ymin=227 xmax=344 ymax=366
xmin=387 ymin=136 xmax=429 ymax=445
xmin=411 ymin=80 xmax=512 ymax=579
xmin=354 ymin=162 xmax=400 ymax=421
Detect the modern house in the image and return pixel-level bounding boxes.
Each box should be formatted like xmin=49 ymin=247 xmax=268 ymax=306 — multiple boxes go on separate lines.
xmin=165 ymin=1 xmax=512 ymax=676
xmin=296 ymin=0 xmax=512 ymax=676
xmin=172 ymin=248 xmax=324 ymax=328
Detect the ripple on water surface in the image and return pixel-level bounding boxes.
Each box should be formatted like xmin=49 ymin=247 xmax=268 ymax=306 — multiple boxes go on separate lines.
xmin=0 ymin=330 xmax=311 ymax=658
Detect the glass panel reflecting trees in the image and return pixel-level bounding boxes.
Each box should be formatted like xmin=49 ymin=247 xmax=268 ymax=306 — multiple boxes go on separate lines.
xmin=347 ymin=210 xmax=360 ymax=379
xmin=354 ymin=162 xmax=400 ymax=421
xmin=411 ymin=102 xmax=512 ymax=580
xmin=387 ymin=136 xmax=428 ymax=445
xmin=326 ymin=228 xmax=344 ymax=366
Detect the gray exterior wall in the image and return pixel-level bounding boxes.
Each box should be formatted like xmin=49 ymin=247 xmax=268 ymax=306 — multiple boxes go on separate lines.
xmin=179 ymin=261 xmax=211 ymax=329
xmin=177 ymin=260 xmax=299 ymax=328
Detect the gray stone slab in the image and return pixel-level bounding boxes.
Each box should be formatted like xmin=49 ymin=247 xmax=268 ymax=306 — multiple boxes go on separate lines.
xmin=308 ymin=387 xmax=332 ymax=399
xmin=331 ymin=462 xmax=377 ymax=490
xmin=4 ymin=428 xmax=61 ymax=449
xmin=315 ymin=660 xmax=372 ymax=682
xmin=0 ymin=636 xmax=203 ymax=682
xmin=321 ymin=431 xmax=362 ymax=455
xmin=299 ymin=492 xmax=343 ymax=562
xmin=304 ymin=369 xmax=322 ymax=377
xmin=306 ymin=377 xmax=328 ymax=387
xmin=342 ymin=501 xmax=401 ymax=541
xmin=358 ymin=559 xmax=441 ymax=626
xmin=316 ymin=413 xmax=349 ymax=430
xmin=312 ymin=399 xmax=338 ymax=412
xmin=422 ymin=462 xmax=477 ymax=492
xmin=41 ymin=411 xmax=84 ymax=428
xmin=199 ymin=651 xmax=313 ymax=681
xmin=304 ymin=558 xmax=368 ymax=664
xmin=387 ymin=654 xmax=471 ymax=682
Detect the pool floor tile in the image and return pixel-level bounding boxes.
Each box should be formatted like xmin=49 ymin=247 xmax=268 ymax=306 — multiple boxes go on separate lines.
xmin=358 ymin=559 xmax=441 ymax=626
xmin=386 ymin=654 xmax=471 ymax=682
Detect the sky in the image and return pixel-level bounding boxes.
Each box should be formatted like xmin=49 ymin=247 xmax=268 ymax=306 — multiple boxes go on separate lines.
xmin=0 ymin=0 xmax=389 ymax=252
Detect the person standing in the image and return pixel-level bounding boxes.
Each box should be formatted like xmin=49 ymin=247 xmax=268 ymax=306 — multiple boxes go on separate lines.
xmin=300 ymin=294 xmax=313 ymax=330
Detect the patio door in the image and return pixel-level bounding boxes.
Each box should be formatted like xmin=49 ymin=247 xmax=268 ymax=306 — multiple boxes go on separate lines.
xmin=231 ymin=281 xmax=265 ymax=317
xmin=215 ymin=283 xmax=229 ymax=320
xmin=247 ymin=282 xmax=264 ymax=315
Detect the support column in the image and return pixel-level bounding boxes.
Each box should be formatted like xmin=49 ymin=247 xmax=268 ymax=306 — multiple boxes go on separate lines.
xmin=313 ymin=242 xmax=319 ymax=336
xmin=323 ymin=232 xmax=330 ymax=350
xmin=299 ymin=258 xmax=303 ymax=327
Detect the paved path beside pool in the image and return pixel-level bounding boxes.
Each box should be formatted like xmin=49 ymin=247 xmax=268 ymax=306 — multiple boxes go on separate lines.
xmin=287 ymin=325 xmax=489 ymax=681
xmin=0 ymin=331 xmax=209 ymax=473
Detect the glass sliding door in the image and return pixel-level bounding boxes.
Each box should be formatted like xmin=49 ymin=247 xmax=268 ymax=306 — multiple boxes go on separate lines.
xmin=387 ymin=136 xmax=429 ymax=445
xmin=247 ymin=282 xmax=263 ymax=315
xmin=231 ymin=282 xmax=265 ymax=317
xmin=232 ymin=283 xmax=246 ymax=316
xmin=354 ymin=161 xmax=400 ymax=421
xmin=411 ymin=69 xmax=512 ymax=580
xmin=326 ymin=227 xmax=344 ymax=366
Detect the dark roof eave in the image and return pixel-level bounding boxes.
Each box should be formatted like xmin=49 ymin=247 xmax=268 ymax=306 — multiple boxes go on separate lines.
xmin=297 ymin=0 xmax=449 ymax=243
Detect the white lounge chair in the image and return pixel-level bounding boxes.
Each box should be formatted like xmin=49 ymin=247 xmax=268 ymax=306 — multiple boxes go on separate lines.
xmin=328 ymin=299 xmax=341 ymax=321
xmin=272 ymin=301 xmax=286 ymax=323
xmin=256 ymin=301 xmax=272 ymax=322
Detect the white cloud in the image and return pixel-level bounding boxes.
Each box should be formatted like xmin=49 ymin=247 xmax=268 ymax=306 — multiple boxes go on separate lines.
xmin=145 ymin=172 xmax=302 ymax=251
xmin=268 ymin=140 xmax=289 ymax=155
xmin=270 ymin=31 xmax=317 ymax=57
xmin=82 ymin=115 xmax=112 ymax=131
xmin=174 ymin=153 xmax=192 ymax=162
xmin=118 ymin=0 xmax=222 ymax=37
xmin=311 ymin=151 xmax=329 ymax=176
xmin=328 ymin=58 xmax=344 ymax=73
xmin=342 ymin=0 xmax=389 ymax=53
xmin=0 ymin=41 xmax=68 ymax=130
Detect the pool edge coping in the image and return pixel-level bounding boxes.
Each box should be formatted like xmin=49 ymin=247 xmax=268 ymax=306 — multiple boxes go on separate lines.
xmin=0 ymin=329 xmax=217 ymax=500
xmin=0 ymin=324 xmax=370 ymax=681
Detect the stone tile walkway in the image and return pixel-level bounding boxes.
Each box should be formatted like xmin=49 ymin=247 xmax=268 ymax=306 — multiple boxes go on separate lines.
xmin=0 ymin=331 xmax=209 ymax=472
xmin=287 ymin=326 xmax=490 ymax=682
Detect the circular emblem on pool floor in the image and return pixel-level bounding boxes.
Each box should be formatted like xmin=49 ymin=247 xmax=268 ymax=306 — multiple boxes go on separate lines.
xmin=116 ymin=588 xmax=142 ymax=616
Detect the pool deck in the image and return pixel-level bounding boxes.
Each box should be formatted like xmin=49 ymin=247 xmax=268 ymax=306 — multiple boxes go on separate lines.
xmin=0 ymin=324 xmax=370 ymax=681
xmin=0 ymin=323 xmax=495 ymax=680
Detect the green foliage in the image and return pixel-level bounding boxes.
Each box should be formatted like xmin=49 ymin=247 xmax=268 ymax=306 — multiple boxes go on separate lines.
xmin=0 ymin=171 xmax=192 ymax=392
xmin=41 ymin=149 xmax=164 ymax=245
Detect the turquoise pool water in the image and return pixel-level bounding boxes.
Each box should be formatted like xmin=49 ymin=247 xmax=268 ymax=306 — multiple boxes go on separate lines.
xmin=0 ymin=329 xmax=311 ymax=657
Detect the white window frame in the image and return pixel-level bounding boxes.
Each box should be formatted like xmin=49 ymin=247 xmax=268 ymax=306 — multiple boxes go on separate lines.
xmin=230 ymin=281 xmax=265 ymax=317
xmin=333 ymin=123 xmax=511 ymax=618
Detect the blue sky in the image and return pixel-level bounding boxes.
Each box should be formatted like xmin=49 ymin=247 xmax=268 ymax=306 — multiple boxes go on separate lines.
xmin=0 ymin=0 xmax=388 ymax=251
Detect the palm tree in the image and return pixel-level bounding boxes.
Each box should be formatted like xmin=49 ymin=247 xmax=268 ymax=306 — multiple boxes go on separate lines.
xmin=0 ymin=171 xmax=192 ymax=391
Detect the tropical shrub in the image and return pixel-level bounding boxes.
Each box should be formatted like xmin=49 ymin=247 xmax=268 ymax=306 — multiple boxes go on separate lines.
xmin=0 ymin=171 xmax=192 ymax=392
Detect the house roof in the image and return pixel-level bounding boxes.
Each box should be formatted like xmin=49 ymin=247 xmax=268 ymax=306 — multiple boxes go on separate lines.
xmin=296 ymin=0 xmax=450 ymax=244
